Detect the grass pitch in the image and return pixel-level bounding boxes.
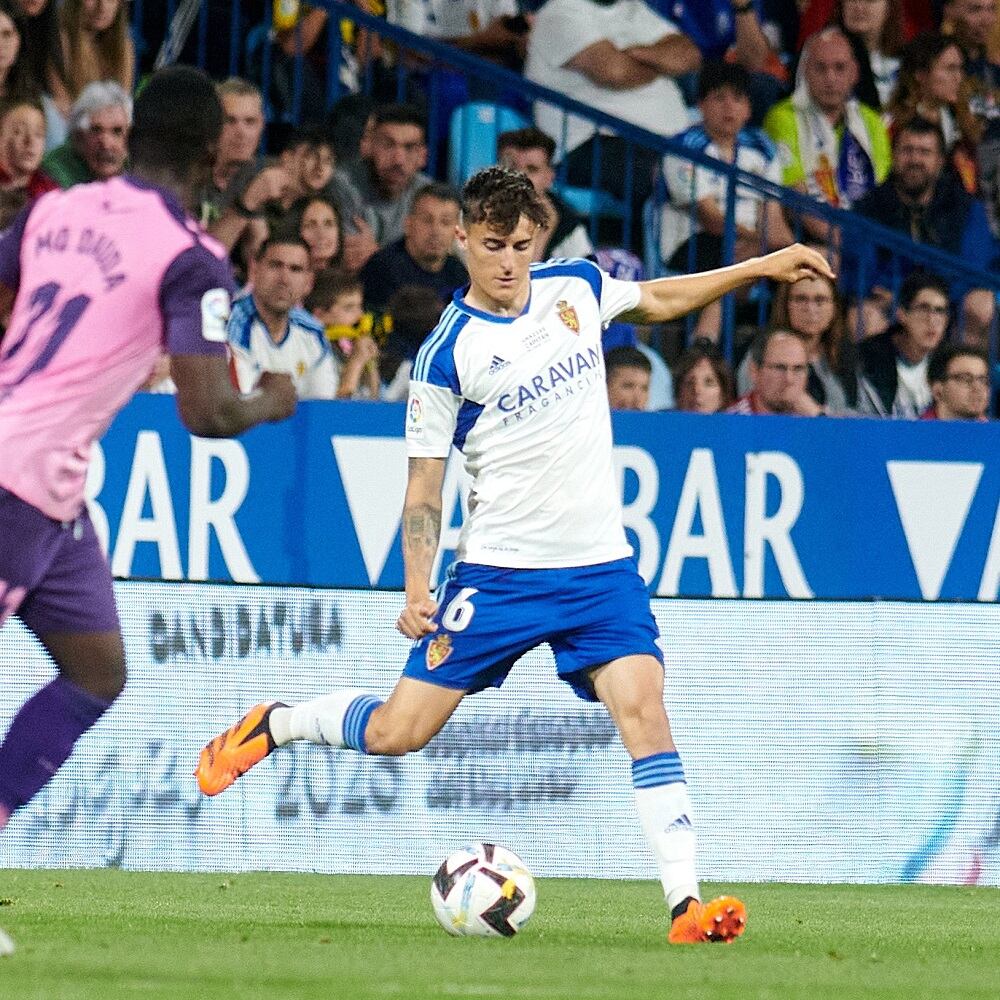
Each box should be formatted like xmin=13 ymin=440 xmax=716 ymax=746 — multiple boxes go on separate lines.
xmin=0 ymin=870 xmax=996 ymax=1000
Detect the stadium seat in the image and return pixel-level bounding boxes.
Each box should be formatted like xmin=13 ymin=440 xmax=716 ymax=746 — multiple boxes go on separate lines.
xmin=553 ymin=185 xmax=626 ymax=222
xmin=447 ymin=102 xmax=530 ymax=187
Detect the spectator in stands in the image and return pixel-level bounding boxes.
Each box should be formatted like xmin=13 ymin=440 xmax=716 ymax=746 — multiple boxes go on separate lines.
xmin=923 ymin=342 xmax=992 ymax=420
xmin=833 ymin=0 xmax=904 ymax=109
xmin=673 ymin=339 xmax=735 ymax=413
xmin=360 ymin=182 xmax=467 ymax=310
xmin=857 ymin=270 xmax=950 ymax=417
xmin=379 ymin=284 xmax=447 ymax=401
xmin=54 ymin=0 xmax=133 ymax=112
xmin=304 ymin=270 xmax=382 ymax=401
xmin=764 ymin=26 xmax=891 ymax=233
xmin=606 ymin=346 xmax=653 ymax=411
xmin=0 ymin=95 xmax=55 ymax=199
xmin=661 ymin=62 xmax=795 ymax=338
xmin=229 ymin=234 xmax=338 ymax=400
xmin=736 ymin=271 xmax=858 ymax=410
xmin=386 ymin=0 xmax=531 ymax=70
xmin=335 ymin=102 xmax=431 ymax=263
xmin=202 ymin=79 xmax=291 ymax=252
xmin=525 ymin=0 xmax=701 ymax=214
xmin=668 ymin=0 xmax=786 ymax=123
xmin=887 ymin=33 xmax=981 ymax=194
xmin=727 ymin=328 xmax=827 ymax=414
xmin=0 ymin=2 xmax=35 ymax=103
xmin=275 ymin=126 xmax=374 ymax=236
xmin=41 ymin=80 xmax=129 ymax=188
xmin=497 ymin=126 xmax=594 ymax=262
xmin=292 ymin=193 xmax=345 ymax=275
xmin=853 ymin=116 xmax=997 ymax=345
xmin=942 ymin=0 xmax=1000 ymax=124
xmin=11 ymin=0 xmax=69 ymax=149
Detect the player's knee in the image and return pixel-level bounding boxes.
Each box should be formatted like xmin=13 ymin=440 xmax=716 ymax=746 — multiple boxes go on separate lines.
xmin=363 ymin=716 xmax=430 ymax=756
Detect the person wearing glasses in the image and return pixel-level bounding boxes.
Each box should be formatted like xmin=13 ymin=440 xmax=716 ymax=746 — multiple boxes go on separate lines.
xmin=726 ymin=327 xmax=826 ymax=415
xmin=922 ymin=343 xmax=992 ymax=421
xmin=857 ymin=271 xmax=951 ymax=417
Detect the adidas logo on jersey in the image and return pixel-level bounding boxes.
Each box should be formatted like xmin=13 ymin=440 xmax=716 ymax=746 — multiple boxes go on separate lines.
xmin=488 ymin=355 xmax=510 ymax=375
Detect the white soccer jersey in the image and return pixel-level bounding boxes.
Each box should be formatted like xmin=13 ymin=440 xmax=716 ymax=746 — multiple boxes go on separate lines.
xmin=228 ymin=294 xmax=338 ymax=399
xmin=406 ymin=258 xmax=641 ymax=569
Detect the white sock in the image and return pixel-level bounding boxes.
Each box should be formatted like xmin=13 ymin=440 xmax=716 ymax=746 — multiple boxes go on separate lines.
xmin=268 ymin=690 xmax=377 ymax=749
xmin=634 ymin=781 xmax=700 ymax=913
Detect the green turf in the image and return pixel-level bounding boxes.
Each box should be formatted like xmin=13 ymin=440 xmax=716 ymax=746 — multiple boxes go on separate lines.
xmin=0 ymin=870 xmax=996 ymax=1000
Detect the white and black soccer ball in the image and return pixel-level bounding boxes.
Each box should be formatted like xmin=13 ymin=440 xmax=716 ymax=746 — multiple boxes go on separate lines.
xmin=430 ymin=843 xmax=536 ymax=937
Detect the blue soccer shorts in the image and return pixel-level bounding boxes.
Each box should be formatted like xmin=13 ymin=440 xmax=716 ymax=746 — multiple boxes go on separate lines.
xmin=401 ymin=557 xmax=663 ymax=702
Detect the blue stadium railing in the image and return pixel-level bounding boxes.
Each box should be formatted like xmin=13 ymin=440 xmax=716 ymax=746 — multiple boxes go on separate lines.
xmin=132 ymin=0 xmax=1000 ymax=364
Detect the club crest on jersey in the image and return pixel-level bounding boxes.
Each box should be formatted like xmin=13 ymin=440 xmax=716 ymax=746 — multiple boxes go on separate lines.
xmin=556 ymin=300 xmax=579 ymax=334
xmin=426 ymin=633 xmax=453 ymax=670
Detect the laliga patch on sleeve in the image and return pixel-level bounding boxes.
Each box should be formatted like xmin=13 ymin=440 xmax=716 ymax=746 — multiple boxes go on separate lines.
xmin=200 ymin=287 xmax=231 ymax=343
xmin=407 ymin=395 xmax=424 ymax=436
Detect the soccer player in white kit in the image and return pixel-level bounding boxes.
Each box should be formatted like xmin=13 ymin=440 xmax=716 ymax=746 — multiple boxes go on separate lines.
xmin=198 ymin=167 xmax=834 ymax=944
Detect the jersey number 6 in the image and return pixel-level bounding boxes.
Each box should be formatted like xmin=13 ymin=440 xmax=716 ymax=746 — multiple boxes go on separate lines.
xmin=441 ymin=587 xmax=479 ymax=632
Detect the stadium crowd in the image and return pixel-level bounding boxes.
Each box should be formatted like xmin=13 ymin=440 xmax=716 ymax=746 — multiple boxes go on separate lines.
xmin=0 ymin=0 xmax=996 ymax=420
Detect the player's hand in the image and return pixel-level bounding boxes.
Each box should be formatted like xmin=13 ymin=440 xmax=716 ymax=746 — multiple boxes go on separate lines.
xmin=242 ymin=166 xmax=292 ymax=213
xmin=397 ymin=596 xmax=439 ymax=640
xmin=758 ymin=243 xmax=835 ymax=284
xmin=342 ymin=216 xmax=378 ymax=273
xmin=256 ymin=371 xmax=297 ymax=421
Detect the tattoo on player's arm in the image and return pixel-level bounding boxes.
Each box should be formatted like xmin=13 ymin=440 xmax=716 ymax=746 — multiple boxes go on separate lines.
xmin=402 ymin=503 xmax=442 ymax=557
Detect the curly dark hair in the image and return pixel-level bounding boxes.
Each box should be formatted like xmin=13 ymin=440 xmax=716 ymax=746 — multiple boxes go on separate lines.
xmin=461 ymin=166 xmax=549 ymax=235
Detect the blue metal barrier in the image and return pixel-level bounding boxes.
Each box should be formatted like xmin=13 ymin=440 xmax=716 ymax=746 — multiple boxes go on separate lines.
xmin=132 ymin=0 xmax=1000 ymax=364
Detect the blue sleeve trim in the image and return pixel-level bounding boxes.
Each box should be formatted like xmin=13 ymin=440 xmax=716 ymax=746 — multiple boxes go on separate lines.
xmin=453 ymin=399 xmax=485 ymax=451
xmin=529 ymin=258 xmax=602 ymax=307
xmin=413 ymin=305 xmax=468 ymax=393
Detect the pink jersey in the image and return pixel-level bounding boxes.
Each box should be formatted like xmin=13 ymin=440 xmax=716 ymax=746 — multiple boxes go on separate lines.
xmin=0 ymin=176 xmax=232 ymax=521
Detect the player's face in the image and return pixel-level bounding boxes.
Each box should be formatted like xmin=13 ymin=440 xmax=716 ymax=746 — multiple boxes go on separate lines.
xmin=606 ymin=367 xmax=650 ymax=411
xmin=498 ymin=146 xmax=554 ymax=195
xmin=458 ymin=215 xmax=537 ymax=314
xmin=254 ymin=243 xmax=312 ymax=315
xmin=677 ymin=357 xmax=724 ymax=414
xmin=752 ymin=334 xmax=810 ymax=413
xmin=299 ymin=199 xmax=341 ymax=270
xmin=76 ymin=104 xmax=129 ymax=179
xmin=0 ymin=13 xmax=21 ymax=74
xmin=698 ymin=86 xmax=751 ymax=144
xmin=404 ymin=195 xmax=459 ymax=269
xmin=81 ymin=0 xmax=121 ymax=33
xmin=933 ymin=356 xmax=991 ymax=419
xmin=0 ymin=103 xmax=44 ymax=178
xmin=369 ymin=123 xmax=426 ymax=196
xmin=897 ymin=288 xmax=949 ymax=356
xmin=218 ymin=93 xmax=264 ymax=166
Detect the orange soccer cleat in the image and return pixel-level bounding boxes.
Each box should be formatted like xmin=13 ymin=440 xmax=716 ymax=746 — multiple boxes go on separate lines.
xmin=195 ymin=702 xmax=281 ymax=796
xmin=667 ymin=895 xmax=747 ymax=944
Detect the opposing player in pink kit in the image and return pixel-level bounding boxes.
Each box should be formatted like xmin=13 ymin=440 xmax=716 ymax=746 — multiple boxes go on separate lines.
xmin=0 ymin=67 xmax=296 ymax=831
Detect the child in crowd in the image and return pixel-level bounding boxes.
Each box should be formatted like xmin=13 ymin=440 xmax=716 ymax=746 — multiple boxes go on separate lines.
xmin=305 ymin=269 xmax=380 ymax=400
xmin=0 ymin=96 xmax=56 ymax=200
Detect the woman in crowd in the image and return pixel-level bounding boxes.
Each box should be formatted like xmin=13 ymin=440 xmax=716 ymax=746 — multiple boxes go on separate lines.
xmin=887 ymin=33 xmax=981 ymax=193
xmin=673 ymin=340 xmax=735 ymax=414
xmin=293 ymin=193 xmax=344 ymax=274
xmin=738 ymin=271 xmax=858 ymax=411
xmin=10 ymin=0 xmax=68 ymax=147
xmin=832 ymin=0 xmax=904 ymax=109
xmin=55 ymin=0 xmax=134 ymax=108
xmin=0 ymin=2 xmax=34 ymax=102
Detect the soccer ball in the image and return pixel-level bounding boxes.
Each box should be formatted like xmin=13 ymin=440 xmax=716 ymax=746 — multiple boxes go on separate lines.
xmin=430 ymin=843 xmax=536 ymax=937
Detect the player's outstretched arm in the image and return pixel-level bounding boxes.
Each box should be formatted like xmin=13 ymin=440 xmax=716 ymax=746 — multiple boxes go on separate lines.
xmin=171 ymin=354 xmax=297 ymax=437
xmin=619 ymin=244 xmax=835 ymax=324
xmin=397 ymin=456 xmax=447 ymax=640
